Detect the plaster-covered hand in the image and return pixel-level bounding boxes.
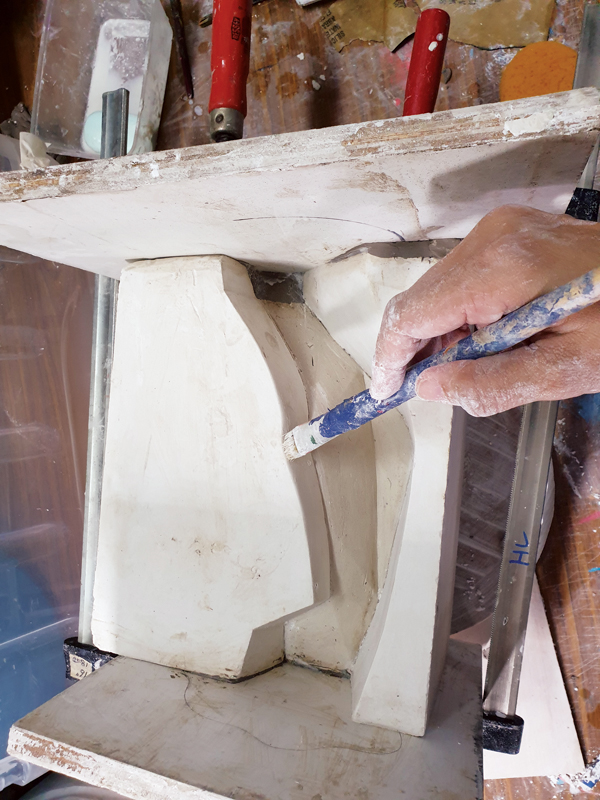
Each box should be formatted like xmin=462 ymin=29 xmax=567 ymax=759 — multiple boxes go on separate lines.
xmin=370 ymin=205 xmax=600 ymax=416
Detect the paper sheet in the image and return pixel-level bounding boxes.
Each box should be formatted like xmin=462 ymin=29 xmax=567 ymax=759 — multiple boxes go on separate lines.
xmin=453 ymin=578 xmax=584 ymax=780
xmin=416 ymin=0 xmax=555 ymax=49
xmin=320 ymin=0 xmax=417 ymax=52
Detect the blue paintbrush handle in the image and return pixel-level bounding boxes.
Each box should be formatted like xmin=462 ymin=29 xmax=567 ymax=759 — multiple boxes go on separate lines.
xmin=287 ymin=266 xmax=600 ymax=458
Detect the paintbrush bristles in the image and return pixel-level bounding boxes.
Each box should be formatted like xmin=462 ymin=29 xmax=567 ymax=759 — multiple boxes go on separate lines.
xmin=282 ymin=429 xmax=300 ymax=461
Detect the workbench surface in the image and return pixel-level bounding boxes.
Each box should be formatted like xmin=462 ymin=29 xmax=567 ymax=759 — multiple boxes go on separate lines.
xmin=1 ymin=0 xmax=598 ymax=797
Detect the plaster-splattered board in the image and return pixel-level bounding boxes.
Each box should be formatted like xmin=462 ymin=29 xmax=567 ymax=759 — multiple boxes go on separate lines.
xmin=0 ymin=89 xmax=598 ymax=278
xmin=9 ymin=642 xmax=482 ymax=800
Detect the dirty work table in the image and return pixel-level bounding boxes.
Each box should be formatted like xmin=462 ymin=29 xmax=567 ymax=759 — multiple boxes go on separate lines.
xmin=1 ymin=0 xmax=599 ymax=797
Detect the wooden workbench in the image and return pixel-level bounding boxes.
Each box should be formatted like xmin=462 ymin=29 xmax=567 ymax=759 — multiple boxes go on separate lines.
xmin=1 ymin=0 xmax=599 ymax=797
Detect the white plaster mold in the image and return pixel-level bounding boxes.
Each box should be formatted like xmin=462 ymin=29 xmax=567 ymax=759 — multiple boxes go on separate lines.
xmin=304 ymin=252 xmax=464 ymax=735
xmin=91 ymin=251 xmax=464 ymax=738
xmin=92 ymin=255 xmax=330 ymax=679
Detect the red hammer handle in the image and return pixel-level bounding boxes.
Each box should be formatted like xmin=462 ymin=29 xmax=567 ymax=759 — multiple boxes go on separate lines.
xmin=403 ymin=9 xmax=450 ymax=117
xmin=209 ymin=0 xmax=252 ymax=116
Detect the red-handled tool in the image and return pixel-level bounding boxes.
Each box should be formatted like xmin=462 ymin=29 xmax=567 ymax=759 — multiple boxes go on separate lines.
xmin=403 ymin=9 xmax=450 ymax=117
xmin=209 ymin=0 xmax=252 ymax=142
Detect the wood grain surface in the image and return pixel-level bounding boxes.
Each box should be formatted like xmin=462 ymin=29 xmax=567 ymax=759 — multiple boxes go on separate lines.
xmin=4 ymin=0 xmax=599 ymax=796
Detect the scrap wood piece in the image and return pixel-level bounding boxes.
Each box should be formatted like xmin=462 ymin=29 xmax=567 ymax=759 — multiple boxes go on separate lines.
xmin=416 ymin=0 xmax=555 ymax=49
xmin=320 ymin=0 xmax=417 ymax=52
xmin=8 ymin=647 xmax=483 ymax=800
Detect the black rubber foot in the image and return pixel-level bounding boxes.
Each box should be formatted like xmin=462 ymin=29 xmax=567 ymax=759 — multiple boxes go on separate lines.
xmin=63 ymin=637 xmax=116 ymax=681
xmin=482 ymin=712 xmax=524 ymax=754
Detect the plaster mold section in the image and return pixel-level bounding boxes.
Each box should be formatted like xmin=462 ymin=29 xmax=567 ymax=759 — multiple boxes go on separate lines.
xmin=265 ymin=302 xmax=379 ymax=674
xmin=91 ymin=255 xmax=329 ymax=679
xmin=304 ymin=253 xmax=464 ymax=735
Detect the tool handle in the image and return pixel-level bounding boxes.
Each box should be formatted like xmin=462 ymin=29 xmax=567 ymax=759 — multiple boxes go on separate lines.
xmin=209 ymin=0 xmax=252 ymax=116
xmin=403 ymin=9 xmax=450 ymax=117
xmin=290 ymin=266 xmax=600 ymax=456
xmin=566 ymin=187 xmax=600 ymax=221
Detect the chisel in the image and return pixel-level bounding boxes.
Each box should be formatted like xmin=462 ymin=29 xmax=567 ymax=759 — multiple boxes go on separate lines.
xmin=209 ymin=0 xmax=252 ymax=142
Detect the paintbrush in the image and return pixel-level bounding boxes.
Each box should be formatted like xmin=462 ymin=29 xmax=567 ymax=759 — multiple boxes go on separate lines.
xmin=283 ymin=266 xmax=600 ymax=460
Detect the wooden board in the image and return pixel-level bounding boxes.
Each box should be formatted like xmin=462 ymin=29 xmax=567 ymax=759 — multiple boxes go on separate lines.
xmin=0 ymin=90 xmax=598 ymax=278
xmin=9 ymin=641 xmax=483 ymax=800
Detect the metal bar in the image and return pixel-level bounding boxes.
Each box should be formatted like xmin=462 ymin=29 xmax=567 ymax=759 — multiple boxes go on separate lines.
xmin=100 ymin=88 xmax=129 ymax=159
xmin=578 ymin=137 xmax=599 ymax=191
xmin=78 ymin=277 xmax=118 ymax=643
xmin=78 ymin=90 xmax=128 ymax=644
xmin=483 ymin=400 xmax=558 ymax=717
xmin=573 ymin=5 xmax=600 ymax=92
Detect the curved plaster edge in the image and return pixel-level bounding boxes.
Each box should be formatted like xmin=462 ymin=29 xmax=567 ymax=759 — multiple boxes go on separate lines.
xmin=351 ymin=402 xmax=464 ymax=736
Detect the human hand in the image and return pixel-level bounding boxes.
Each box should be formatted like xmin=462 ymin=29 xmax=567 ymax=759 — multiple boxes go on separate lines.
xmin=370 ymin=205 xmax=600 ymax=416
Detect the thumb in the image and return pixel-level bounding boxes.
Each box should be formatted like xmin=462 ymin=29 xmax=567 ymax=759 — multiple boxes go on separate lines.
xmin=414 ymin=339 xmax=589 ymax=417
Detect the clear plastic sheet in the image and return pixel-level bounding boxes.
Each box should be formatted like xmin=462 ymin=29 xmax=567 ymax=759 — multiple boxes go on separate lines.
xmin=0 ymin=252 xmax=94 ymax=758
xmin=452 ymin=408 xmax=523 ymax=633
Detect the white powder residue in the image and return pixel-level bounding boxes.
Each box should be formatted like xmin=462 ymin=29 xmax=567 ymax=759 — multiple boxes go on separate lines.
xmin=428 ymin=41 xmax=438 ymax=51
xmin=312 ymin=80 xmax=321 ymax=90
xmin=297 ymin=52 xmax=305 ymax=60
xmin=150 ymin=162 xmax=160 ymax=178
xmin=504 ymin=111 xmax=554 ymax=137
xmin=551 ymin=756 xmax=600 ymax=793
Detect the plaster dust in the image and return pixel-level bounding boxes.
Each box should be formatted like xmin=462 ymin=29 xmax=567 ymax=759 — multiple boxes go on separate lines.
xmin=91 ymin=255 xmax=330 ymax=680
xmin=303 ymin=252 xmax=462 ymax=736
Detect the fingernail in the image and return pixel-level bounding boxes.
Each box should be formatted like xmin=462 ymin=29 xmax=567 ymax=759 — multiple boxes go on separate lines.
xmin=416 ymin=372 xmax=448 ymax=402
xmin=370 ymin=376 xmax=403 ymax=401
xmin=370 ymin=385 xmax=393 ymax=401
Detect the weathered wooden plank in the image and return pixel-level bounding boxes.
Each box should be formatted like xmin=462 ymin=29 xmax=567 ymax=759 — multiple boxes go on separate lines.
xmin=0 ymin=89 xmax=597 ymax=278
xmin=9 ymin=643 xmax=482 ymax=800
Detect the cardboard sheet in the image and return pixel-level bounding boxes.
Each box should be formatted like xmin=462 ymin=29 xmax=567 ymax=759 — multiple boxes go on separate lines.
xmin=416 ymin=0 xmax=555 ymax=49
xmin=320 ymin=0 xmax=417 ymax=52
